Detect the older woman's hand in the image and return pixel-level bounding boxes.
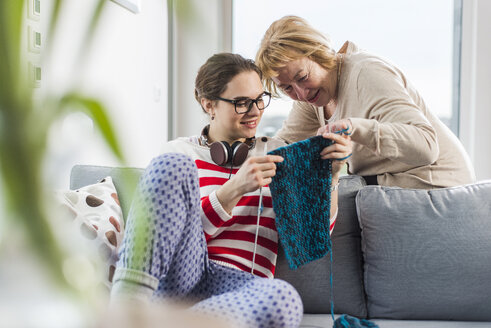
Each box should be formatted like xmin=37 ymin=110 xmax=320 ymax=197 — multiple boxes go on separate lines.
xmin=316 ymin=119 xmax=353 ymax=136
xmin=317 ymin=129 xmax=352 ymax=176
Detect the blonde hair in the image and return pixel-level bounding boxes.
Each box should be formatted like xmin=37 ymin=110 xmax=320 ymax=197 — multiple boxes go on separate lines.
xmin=255 ymin=16 xmax=338 ymax=96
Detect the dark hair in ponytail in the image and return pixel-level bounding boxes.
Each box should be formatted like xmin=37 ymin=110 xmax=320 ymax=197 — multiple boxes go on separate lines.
xmin=194 ymin=53 xmax=262 ymax=112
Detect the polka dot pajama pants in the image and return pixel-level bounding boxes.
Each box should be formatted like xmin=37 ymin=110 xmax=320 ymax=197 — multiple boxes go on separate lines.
xmin=116 ymin=153 xmax=303 ymax=328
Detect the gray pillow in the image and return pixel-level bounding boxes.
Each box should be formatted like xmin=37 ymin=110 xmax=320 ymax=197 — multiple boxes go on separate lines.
xmin=356 ymin=181 xmax=491 ymax=321
xmin=275 ymin=175 xmax=367 ymax=317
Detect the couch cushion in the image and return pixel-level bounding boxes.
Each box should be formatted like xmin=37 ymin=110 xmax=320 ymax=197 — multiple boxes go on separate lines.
xmin=300 ymin=314 xmax=491 ymax=328
xmin=356 ymin=181 xmax=491 ymax=321
xmin=275 ymin=175 xmax=367 ymax=317
xmin=70 ymin=165 xmax=144 ymax=221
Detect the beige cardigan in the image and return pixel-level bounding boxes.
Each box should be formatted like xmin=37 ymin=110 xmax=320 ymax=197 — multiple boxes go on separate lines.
xmin=275 ymin=42 xmax=475 ymax=189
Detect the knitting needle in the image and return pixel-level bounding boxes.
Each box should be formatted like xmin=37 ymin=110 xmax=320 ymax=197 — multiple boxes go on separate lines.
xmin=251 ymin=139 xmax=268 ymax=275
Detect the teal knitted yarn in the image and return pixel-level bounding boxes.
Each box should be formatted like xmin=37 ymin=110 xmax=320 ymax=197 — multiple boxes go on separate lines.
xmin=333 ymin=315 xmax=379 ymax=328
xmin=268 ymin=136 xmax=333 ymax=269
xmin=268 ymin=136 xmax=379 ymax=328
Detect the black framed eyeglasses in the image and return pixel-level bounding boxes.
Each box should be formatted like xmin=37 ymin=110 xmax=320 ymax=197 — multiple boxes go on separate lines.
xmin=215 ymin=92 xmax=271 ymax=114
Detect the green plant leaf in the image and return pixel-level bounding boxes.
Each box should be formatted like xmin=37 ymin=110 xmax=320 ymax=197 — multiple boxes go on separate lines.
xmin=1 ymin=0 xmax=127 ymax=300
xmin=60 ymin=93 xmax=126 ymax=163
xmin=0 ymin=0 xmax=24 ymax=106
xmin=74 ymin=0 xmax=107 ymax=71
xmin=46 ymin=0 xmax=107 ymax=80
xmin=85 ymin=0 xmax=107 ymax=44
xmin=45 ymin=0 xmax=63 ymax=59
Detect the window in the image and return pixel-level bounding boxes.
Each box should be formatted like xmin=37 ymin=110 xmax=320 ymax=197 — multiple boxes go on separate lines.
xmin=233 ymin=0 xmax=460 ymax=136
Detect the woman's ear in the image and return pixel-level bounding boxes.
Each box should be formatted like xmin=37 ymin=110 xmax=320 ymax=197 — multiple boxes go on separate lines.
xmin=201 ymin=98 xmax=214 ymax=116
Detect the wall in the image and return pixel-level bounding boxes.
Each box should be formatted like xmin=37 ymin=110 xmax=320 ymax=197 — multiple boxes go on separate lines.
xmin=43 ymin=0 xmax=168 ymax=188
xmin=460 ymin=0 xmax=491 ymax=181
xmin=168 ymin=0 xmax=232 ymax=139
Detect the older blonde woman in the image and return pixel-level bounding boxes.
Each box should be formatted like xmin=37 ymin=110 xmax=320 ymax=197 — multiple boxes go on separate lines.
xmin=256 ymin=15 xmax=475 ymax=189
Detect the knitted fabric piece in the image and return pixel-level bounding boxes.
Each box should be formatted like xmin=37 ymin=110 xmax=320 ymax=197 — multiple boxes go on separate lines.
xmin=333 ymin=314 xmax=380 ymax=328
xmin=268 ymin=136 xmax=333 ymax=269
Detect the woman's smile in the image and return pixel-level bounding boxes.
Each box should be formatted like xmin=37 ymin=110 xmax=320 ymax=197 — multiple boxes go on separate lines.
xmin=307 ymin=90 xmax=320 ymax=103
xmin=241 ymin=119 xmax=258 ymax=129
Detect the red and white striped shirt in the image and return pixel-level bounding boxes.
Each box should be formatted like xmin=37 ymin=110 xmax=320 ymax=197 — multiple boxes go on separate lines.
xmin=161 ymin=136 xmax=336 ymax=278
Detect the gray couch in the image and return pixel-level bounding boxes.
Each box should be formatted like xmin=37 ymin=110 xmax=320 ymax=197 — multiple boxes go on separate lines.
xmin=71 ymin=165 xmax=491 ymax=328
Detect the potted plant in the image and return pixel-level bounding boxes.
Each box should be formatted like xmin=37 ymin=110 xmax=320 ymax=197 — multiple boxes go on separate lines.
xmin=0 ymin=0 xmax=123 ymax=303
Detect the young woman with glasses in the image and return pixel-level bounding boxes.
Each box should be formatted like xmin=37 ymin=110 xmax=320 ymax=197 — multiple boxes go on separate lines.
xmin=111 ymin=53 xmax=350 ymax=327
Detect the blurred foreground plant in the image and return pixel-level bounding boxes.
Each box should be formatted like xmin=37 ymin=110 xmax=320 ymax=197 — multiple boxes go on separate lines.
xmin=0 ymin=0 xmax=124 ymax=290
